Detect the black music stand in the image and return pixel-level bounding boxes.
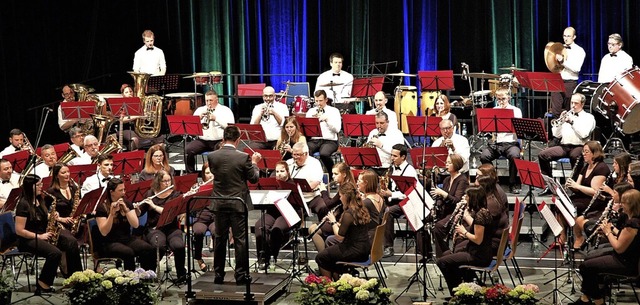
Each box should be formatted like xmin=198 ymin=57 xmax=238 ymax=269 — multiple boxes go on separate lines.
xmin=148 ymin=74 xmax=180 ymax=94
xmin=167 ymin=115 xmax=203 ymax=169
xmin=248 ymin=177 xmax=280 ymax=190
xmin=514 ymin=158 xmax=547 ymax=249
xmin=111 ymin=150 xmax=145 ymax=178
xmin=174 ymin=173 xmax=198 ymax=194
xmin=296 ymin=117 xmax=323 ymax=138
xmin=67 ymin=164 xmax=97 ymax=186
xmin=340 ymin=147 xmax=382 ymax=168
xmin=3 ymin=150 xmax=30 ymax=173
xmin=125 ymin=180 xmax=153 ymax=204
xmin=406 ymin=115 xmax=442 ymax=147
xmin=342 ymin=114 xmax=376 ymax=146
xmin=512 ymin=118 xmax=547 ymax=161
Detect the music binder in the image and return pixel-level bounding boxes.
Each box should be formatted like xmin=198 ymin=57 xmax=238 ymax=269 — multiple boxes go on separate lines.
xmin=274 ymin=198 xmax=301 ymax=227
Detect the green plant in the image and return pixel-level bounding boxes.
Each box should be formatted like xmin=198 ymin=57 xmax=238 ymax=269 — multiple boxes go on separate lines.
xmin=0 ymin=270 xmax=12 ymax=295
xmin=295 ymin=274 xmax=392 ymax=305
xmin=449 ymin=282 xmax=540 ymax=305
xmin=63 ymin=268 xmax=158 ymax=305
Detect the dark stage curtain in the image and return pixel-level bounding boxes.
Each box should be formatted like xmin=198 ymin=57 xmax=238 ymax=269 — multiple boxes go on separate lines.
xmin=1 ymin=0 xmax=639 ymax=143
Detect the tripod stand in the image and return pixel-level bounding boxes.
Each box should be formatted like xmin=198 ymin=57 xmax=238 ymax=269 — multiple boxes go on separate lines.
xmin=395 ymin=218 xmax=439 ymax=302
xmin=284 ymin=223 xmax=314 ymax=292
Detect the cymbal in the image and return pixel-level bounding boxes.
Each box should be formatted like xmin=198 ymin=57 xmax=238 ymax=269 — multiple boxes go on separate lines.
xmin=544 ymin=42 xmax=567 ymax=73
xmin=467 ymin=72 xmax=500 ymax=79
xmin=69 ymin=83 xmax=94 ymax=93
xmin=388 ymin=72 xmax=417 ymax=77
xmin=499 ymin=65 xmax=526 ymax=71
xmin=318 ymin=82 xmax=344 ymax=87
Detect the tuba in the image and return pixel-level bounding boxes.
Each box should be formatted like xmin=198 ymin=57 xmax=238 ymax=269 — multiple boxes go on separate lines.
xmin=130 ymin=72 xmax=164 ymax=138
xmin=91 ymin=135 xmax=123 ymax=164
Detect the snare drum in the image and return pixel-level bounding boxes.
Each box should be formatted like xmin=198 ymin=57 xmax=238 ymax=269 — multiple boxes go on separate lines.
xmin=394 ymin=86 xmax=418 ymax=133
xmin=210 ymin=71 xmax=223 ymax=84
xmin=293 ymin=95 xmax=311 ymax=114
xmin=602 ymin=67 xmax=640 ymax=134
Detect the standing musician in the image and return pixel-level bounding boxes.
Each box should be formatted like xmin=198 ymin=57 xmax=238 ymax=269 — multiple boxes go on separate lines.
xmin=569 ymin=189 xmax=640 ymax=305
xmin=254 ymin=161 xmax=296 ymax=269
xmin=275 ymin=116 xmax=306 ymax=161
xmin=247 ymin=86 xmax=289 ymax=150
xmin=94 ymin=178 xmax=156 ymax=271
xmin=132 ymin=30 xmax=166 ymax=76
xmin=286 ymin=142 xmax=327 ymax=219
xmin=15 ymin=175 xmax=82 ymax=293
xmin=431 ymin=119 xmax=470 ymax=173
xmin=136 ymin=170 xmax=187 ymax=282
xmin=380 ymin=144 xmax=418 ymax=257
xmin=34 ymin=144 xmax=58 ymax=178
xmin=436 ymin=185 xmax=495 ymax=296
xmin=186 ymin=90 xmax=233 ymax=173
xmin=208 ymin=126 xmax=261 ymax=285
xmin=66 ymin=127 xmax=90 ymax=165
xmin=308 ymin=162 xmax=355 ymax=252
xmin=306 ymin=90 xmax=342 ymax=180
xmin=192 ymin=162 xmax=215 ymax=272
xmin=315 ymin=182 xmax=371 ymax=280
xmin=431 ymin=94 xmax=458 ymax=128
xmin=597 ymin=33 xmax=634 ymax=84
xmin=139 ymin=144 xmax=175 ymax=181
xmin=357 ymin=170 xmax=385 ymax=240
xmin=538 ymin=93 xmax=596 ymax=196
xmin=550 ymin=26 xmax=585 ymax=119
xmin=569 ymin=141 xmax=610 ymax=249
xmin=0 ymin=128 xmax=27 ymax=158
xmin=81 ymin=154 xmax=114 ymax=197
xmin=366 ymin=112 xmax=405 ymax=173
xmin=0 ymin=158 xmax=20 ymax=210
xmin=479 ymin=88 xmax=523 ymax=194
xmin=315 ymin=52 xmax=355 ymax=113
xmin=430 ymin=153 xmax=470 ymax=257
xmin=365 ymin=91 xmax=398 ymax=130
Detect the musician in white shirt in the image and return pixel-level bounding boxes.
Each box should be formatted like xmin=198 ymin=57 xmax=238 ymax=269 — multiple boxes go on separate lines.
xmin=431 ymin=119 xmax=470 ymax=173
xmin=186 ymin=90 xmax=234 ymax=173
xmin=366 ymin=112 xmax=405 ymax=170
xmin=33 ymin=144 xmax=58 ymax=178
xmin=365 ymin=91 xmax=398 ymax=130
xmin=285 ymin=142 xmax=327 ymax=219
xmin=81 ymin=154 xmax=114 ymax=197
xmin=315 ymin=53 xmax=354 ymax=113
xmin=66 ymin=128 xmax=90 ymax=166
xmin=132 ymin=30 xmax=166 ymax=76
xmin=551 ymin=26 xmax=586 ymax=118
xmin=248 ymin=86 xmax=289 ymax=150
xmin=306 ymin=90 xmax=342 ymax=180
xmin=0 ymin=129 xmax=27 ymax=158
xmin=597 ymin=33 xmax=634 ymax=83
xmin=0 ymin=159 xmax=20 ymax=210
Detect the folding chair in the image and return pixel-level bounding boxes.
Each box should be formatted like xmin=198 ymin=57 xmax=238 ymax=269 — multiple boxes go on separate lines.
xmin=0 ymin=212 xmax=33 ymax=291
xmin=459 ymin=229 xmax=510 ymax=285
xmin=337 ymin=218 xmax=388 ymax=287
xmin=87 ymin=218 xmax=123 ymax=272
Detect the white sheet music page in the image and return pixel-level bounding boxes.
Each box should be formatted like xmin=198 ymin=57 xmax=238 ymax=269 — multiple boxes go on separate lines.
xmin=274 ymin=198 xmax=301 ymax=227
xmin=553 ymin=187 xmax=576 ymax=226
xmin=537 ymin=201 xmax=563 ymax=237
xmin=296 ymin=184 xmax=311 ymax=216
xmin=414 ymin=181 xmax=434 ymax=210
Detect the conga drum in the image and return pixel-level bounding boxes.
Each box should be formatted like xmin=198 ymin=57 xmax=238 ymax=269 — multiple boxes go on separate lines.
xmin=210 ymin=71 xmax=223 ymax=84
xmin=394 ymin=86 xmax=418 ymax=133
xmin=420 ymin=90 xmax=440 ymax=117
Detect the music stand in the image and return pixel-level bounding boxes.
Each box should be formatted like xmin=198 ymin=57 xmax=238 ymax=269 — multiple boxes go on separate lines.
xmin=352 ymin=77 xmax=384 ymax=112
xmin=514 ymin=158 xmax=547 ymax=249
xmin=174 ymin=173 xmax=198 ymax=194
xmin=61 ymin=101 xmax=95 ymax=122
xmin=296 ymin=117 xmax=323 ymax=138
xmin=111 ymin=150 xmax=145 ymax=178
xmin=77 ymin=187 xmax=105 ymax=215
xmin=340 ymin=147 xmax=382 ymax=168
xmin=148 ymin=74 xmax=180 ymax=94
xmin=248 ymin=177 xmax=280 ymax=190
xmin=67 ymin=164 xmax=97 ymax=186
xmin=167 ymin=115 xmax=203 ymax=170
xmin=525 ymin=72 xmax=565 ymax=126
xmin=35 ymin=143 xmax=70 ymax=158
xmin=409 ymin=147 xmax=447 ymax=171
xmin=406 ymin=115 xmax=442 ymax=146
xmin=476 ymin=108 xmax=515 ymax=134
xmin=3 ymin=150 xmax=30 ymax=173
xmin=342 ymin=114 xmax=376 ymax=146
xmin=125 ymin=180 xmax=153 ymax=204
xmin=512 ymin=118 xmax=547 ymax=161
xmin=390 ymin=176 xmax=417 ymax=193
xmin=233 ymin=123 xmax=267 ymax=143
xmin=243 ymin=149 xmax=281 ymax=171
xmin=1 ymin=188 xmax=22 ymax=213
xmin=107 ymin=97 xmax=143 ymax=118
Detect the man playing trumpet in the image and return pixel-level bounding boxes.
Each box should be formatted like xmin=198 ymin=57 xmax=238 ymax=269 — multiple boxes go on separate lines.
xmin=366 ymin=112 xmax=404 ymax=173
xmin=365 ymin=91 xmax=398 ymax=130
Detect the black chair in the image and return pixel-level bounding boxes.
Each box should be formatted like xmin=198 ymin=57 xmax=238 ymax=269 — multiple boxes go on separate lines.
xmin=0 ymin=211 xmax=33 ymax=291
xmin=87 ymin=218 xmax=123 ymax=272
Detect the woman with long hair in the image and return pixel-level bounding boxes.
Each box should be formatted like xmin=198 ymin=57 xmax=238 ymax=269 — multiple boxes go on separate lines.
xmin=47 ymin=163 xmax=81 ymax=233
xmin=315 ymin=182 xmax=371 ymax=279
xmin=436 ymin=185 xmax=494 ymax=296
xmin=602 ymin=152 xmax=631 ymax=197
xmin=94 ymin=178 xmax=155 ymax=271
xmin=275 ymin=116 xmax=307 ymax=160
xmin=136 ymin=170 xmax=187 ymax=281
xmin=432 ymin=94 xmax=458 ymax=128
xmin=308 ymin=162 xmax=355 ymax=252
xmin=192 ymin=162 xmax=216 ymax=271
xmin=357 ymin=170 xmax=385 ymax=238
xmin=139 ymin=144 xmax=175 ymax=181
xmin=15 ymin=174 xmax=82 ymax=293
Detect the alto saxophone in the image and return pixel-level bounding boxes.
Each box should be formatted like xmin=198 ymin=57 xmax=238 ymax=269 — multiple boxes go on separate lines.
xmin=69 ymin=180 xmax=83 ymax=235
xmin=277 ymin=135 xmax=291 ymax=156
xmin=43 ymin=190 xmax=62 ymax=246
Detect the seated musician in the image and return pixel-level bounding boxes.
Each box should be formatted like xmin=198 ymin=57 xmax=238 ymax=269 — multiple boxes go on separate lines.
xmin=57 ymin=85 xmax=87 ymax=132
xmin=432 ymin=94 xmax=458 ymax=129
xmin=538 ymin=93 xmax=596 ymax=196
xmin=568 ymin=141 xmax=610 ymax=249
xmin=47 ymin=164 xmax=81 ymax=235
xmin=471 ymin=173 xmax=509 ymax=253
xmin=33 ymin=144 xmax=58 ymax=178
xmin=81 ymin=135 xmax=101 ymax=165
xmin=306 ymin=89 xmax=342 ymax=180
xmin=15 ymin=175 xmax=82 ymax=293
xmin=186 ymin=90 xmax=233 ymax=173
xmin=431 ymin=119 xmax=470 ymax=173
xmin=285 ymin=142 xmax=327 ymax=219
xmin=430 ymin=153 xmax=470 ymax=257
xmin=139 ymin=144 xmax=175 ymax=181
xmin=247 ymin=86 xmax=289 ymax=150
xmin=479 ymin=88 xmax=523 ymax=194
xmin=81 ymin=154 xmax=114 ymax=197
xmin=94 ymin=177 xmax=155 ymax=271
xmin=275 ymin=116 xmax=306 ymax=161
xmin=192 ymin=162 xmax=216 ymax=272
xmin=315 ymin=182 xmax=371 ymax=280
xmin=630 ymin=161 xmax=640 ymax=190
xmin=601 ymin=152 xmax=631 ymax=196
xmin=366 ymin=112 xmax=405 ymax=175
xmin=365 ymin=91 xmax=398 ymax=130
xmin=357 ymin=170 xmax=385 ymax=241
xmin=308 ymin=162 xmax=355 ymax=252
xmin=569 ymin=189 xmax=640 ymax=305
xmin=380 ymin=144 xmax=418 ymax=257
xmin=436 ymin=185 xmax=495 ymax=296
xmin=136 ymin=170 xmax=187 ymax=282
xmin=582 ymin=182 xmax=633 ymax=253
xmin=66 ymin=127 xmax=90 ymax=165
xmin=0 ymin=128 xmax=27 ymax=158
xmin=254 ymin=161 xmax=297 ymax=270
xmin=0 ymin=158 xmax=20 ymax=210
xmin=113 ymin=84 xmax=164 ymax=151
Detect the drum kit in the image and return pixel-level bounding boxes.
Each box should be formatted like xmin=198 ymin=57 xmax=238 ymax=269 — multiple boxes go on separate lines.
xmin=184 ymin=71 xmax=223 ymax=86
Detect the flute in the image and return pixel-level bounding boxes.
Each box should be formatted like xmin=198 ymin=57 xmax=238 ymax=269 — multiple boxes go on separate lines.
xmin=133 ymin=185 xmax=174 ymax=208
xmin=306 ymin=204 xmax=341 ymax=240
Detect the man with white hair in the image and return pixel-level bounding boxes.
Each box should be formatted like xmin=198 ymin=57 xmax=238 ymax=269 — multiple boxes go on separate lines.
xmin=286 ymin=142 xmax=328 ymax=219
xmin=70 ymin=135 xmax=100 ymax=165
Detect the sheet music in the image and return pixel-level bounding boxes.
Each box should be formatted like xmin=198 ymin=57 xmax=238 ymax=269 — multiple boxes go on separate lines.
xmin=537 ymin=201 xmax=563 ymax=237
xmin=413 ymin=181 xmax=434 ymax=210
xmin=553 ymin=187 xmax=576 ymax=227
xmin=266 ymin=190 xmax=291 ymax=203
xmin=250 ymin=191 xmax=267 ymax=206
xmin=274 ymin=198 xmax=301 ymax=227
xmin=554 ymin=186 xmax=577 ymax=217
xmin=400 ymin=187 xmax=431 ymax=231
xmin=296 ymin=184 xmax=311 ymax=216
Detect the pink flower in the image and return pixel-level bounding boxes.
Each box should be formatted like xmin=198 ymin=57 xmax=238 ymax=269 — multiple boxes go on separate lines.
xmin=326 ymin=287 xmax=336 ymax=295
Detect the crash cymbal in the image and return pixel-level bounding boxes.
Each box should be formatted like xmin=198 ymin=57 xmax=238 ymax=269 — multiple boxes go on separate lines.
xmin=388 ymin=72 xmax=417 ymax=77
xmin=318 ymin=82 xmax=344 ymax=87
xmin=499 ymin=65 xmax=526 ymax=71
xmin=183 ymin=72 xmax=210 ymax=79
xmin=467 ymin=72 xmax=500 ymax=79
xmin=544 ymin=42 xmax=568 ymax=73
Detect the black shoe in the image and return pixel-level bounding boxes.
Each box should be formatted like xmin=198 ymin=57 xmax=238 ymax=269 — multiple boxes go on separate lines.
xmin=236 ymin=277 xmax=250 ymax=286
xmin=173 ymin=275 xmax=188 ymax=286
xmin=35 ymin=282 xmax=55 ymax=294
xmin=213 ymin=276 xmax=224 ymax=284
xmin=538 ymin=187 xmax=552 ymax=196
xmin=382 ymin=247 xmax=394 ymax=258
xmin=510 ymin=185 xmax=521 ymax=194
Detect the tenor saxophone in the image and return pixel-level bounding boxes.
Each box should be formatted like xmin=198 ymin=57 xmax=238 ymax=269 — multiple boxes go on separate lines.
xmin=43 ymin=191 xmax=62 ymax=246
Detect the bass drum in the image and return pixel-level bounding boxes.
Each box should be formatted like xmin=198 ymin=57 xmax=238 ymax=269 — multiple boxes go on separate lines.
xmin=602 ymin=67 xmax=640 ymax=134
xmin=573 ymin=81 xmax=611 ymax=143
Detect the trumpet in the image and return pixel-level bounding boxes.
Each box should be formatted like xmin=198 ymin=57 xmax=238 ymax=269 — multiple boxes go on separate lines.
xmin=261 ymin=103 xmax=273 ymax=121
xmin=201 ymin=108 xmax=215 ymax=130
xmin=314 ymin=107 xmax=325 ymax=118
xmin=306 ymin=204 xmax=341 ymax=239
xmin=133 ymin=185 xmax=174 ymax=208
xmin=363 ymin=134 xmax=378 ymax=148
xmin=551 ymin=110 xmax=574 ymax=128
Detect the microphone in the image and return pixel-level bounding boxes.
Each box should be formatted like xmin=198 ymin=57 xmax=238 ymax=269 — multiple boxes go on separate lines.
xmin=44 ymin=107 xmax=54 ymax=112
xmin=461 ymin=62 xmax=469 ymax=81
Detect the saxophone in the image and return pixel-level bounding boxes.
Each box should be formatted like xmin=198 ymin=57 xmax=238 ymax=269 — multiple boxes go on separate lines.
xmin=277 ymin=135 xmax=291 ymax=156
xmin=43 ymin=191 xmax=62 ymax=246
xmin=379 ymin=167 xmax=390 ymax=192
xmin=69 ymin=180 xmax=83 ymax=235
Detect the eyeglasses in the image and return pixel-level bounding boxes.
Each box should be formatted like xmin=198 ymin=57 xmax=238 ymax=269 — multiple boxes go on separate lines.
xmin=263 ymin=94 xmax=275 ymax=97
xmin=292 ymin=152 xmax=306 ymax=157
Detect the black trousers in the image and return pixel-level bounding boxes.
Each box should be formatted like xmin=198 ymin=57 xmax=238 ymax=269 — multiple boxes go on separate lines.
xmin=538 ymin=144 xmax=583 ymax=177
xmin=307 ymin=139 xmax=338 ymax=180
xmin=102 ymin=236 xmax=156 ymax=271
xmin=480 ymin=142 xmax=521 ymax=185
xmin=18 ymin=230 xmax=82 ymax=286
xmin=185 ymin=138 xmax=220 ymax=173
xmin=144 ymin=227 xmax=186 ymax=277
xmin=384 ymin=204 xmax=404 ymax=248
xmin=550 ymin=80 xmax=577 ymax=118
xmin=213 ymin=209 xmax=248 ymax=281
xmin=192 ymin=208 xmax=216 ymax=260
xmin=254 ymin=208 xmax=291 ymax=261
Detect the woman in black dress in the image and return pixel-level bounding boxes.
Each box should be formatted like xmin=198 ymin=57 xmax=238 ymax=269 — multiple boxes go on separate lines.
xmin=47 ymin=163 xmax=81 ymax=235
xmin=94 ymin=178 xmax=155 ymax=271
xmin=357 ymin=169 xmax=384 ymax=240
xmin=14 ymin=174 xmax=82 ymax=293
xmin=436 ymin=185 xmax=494 ymax=296
xmin=139 ymin=144 xmax=176 ymax=181
xmin=315 ymin=182 xmax=371 ymax=280
xmin=137 ymin=170 xmax=186 ymax=281
xmin=569 ymin=189 xmax=640 ymax=305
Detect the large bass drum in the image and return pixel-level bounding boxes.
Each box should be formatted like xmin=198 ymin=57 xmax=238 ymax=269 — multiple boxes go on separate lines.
xmin=602 ymin=67 xmax=640 ymax=134
xmin=573 ymin=81 xmax=611 ymax=143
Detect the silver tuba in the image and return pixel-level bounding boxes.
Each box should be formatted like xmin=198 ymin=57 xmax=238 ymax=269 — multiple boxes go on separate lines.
xmin=129 ymin=72 xmax=164 ymax=138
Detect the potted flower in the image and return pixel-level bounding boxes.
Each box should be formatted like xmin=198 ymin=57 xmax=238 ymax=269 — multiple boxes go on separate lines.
xmin=295 ymin=274 xmax=392 ymax=305
xmin=449 ymin=282 xmax=540 ymax=305
xmin=0 ymin=270 xmax=13 ymax=305
xmin=63 ymin=268 xmax=158 ymax=305
xmin=448 ymin=282 xmax=485 ymax=305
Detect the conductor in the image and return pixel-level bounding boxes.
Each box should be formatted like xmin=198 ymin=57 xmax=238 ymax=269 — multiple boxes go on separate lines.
xmin=208 ymin=126 xmax=261 ymax=285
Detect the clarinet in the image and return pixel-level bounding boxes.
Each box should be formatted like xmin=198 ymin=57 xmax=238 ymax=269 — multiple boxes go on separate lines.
xmin=306 ymin=204 xmax=341 ymax=240
xmin=584 ymin=199 xmax=614 ymax=248
xmin=446 ymin=199 xmax=467 ymax=241
xmin=582 ymin=171 xmax=614 ymax=216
